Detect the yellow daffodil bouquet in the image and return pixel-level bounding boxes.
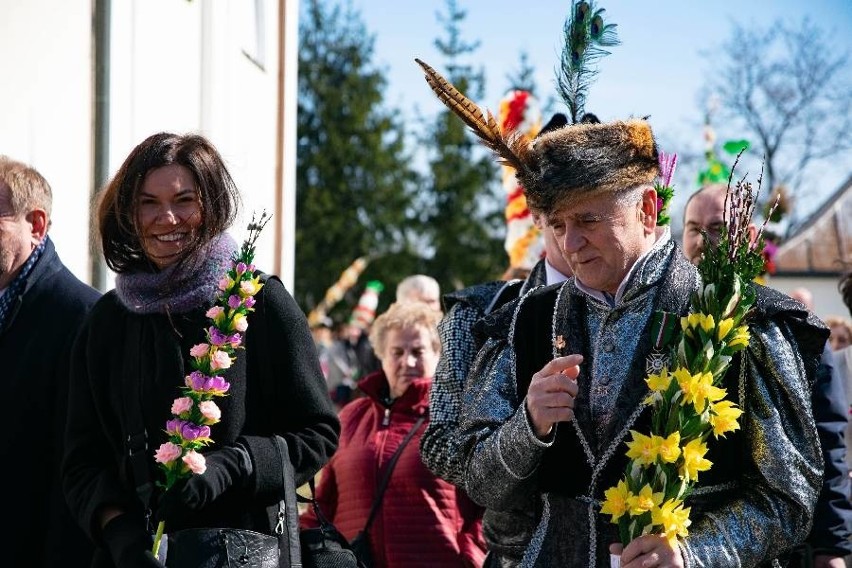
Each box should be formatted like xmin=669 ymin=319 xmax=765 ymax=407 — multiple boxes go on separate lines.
xmin=602 ymin=162 xmax=775 ymax=548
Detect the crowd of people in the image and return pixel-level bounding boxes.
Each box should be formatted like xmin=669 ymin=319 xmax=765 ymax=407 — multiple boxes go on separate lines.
xmin=5 ymin=120 xmax=852 ymax=567
xmin=3 ymin=14 xmax=852 ymax=568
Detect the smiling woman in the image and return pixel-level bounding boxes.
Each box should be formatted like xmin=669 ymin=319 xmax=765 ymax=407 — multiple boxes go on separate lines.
xmin=97 ymin=132 xmax=240 ymax=277
xmin=136 ymin=164 xmax=203 ymax=269
xmin=62 ymin=131 xmax=340 ymax=568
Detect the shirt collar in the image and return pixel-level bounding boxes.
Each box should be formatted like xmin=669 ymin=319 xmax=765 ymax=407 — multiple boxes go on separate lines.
xmin=544 ymin=259 xmax=570 ymax=286
xmin=574 ymin=227 xmax=671 ymax=307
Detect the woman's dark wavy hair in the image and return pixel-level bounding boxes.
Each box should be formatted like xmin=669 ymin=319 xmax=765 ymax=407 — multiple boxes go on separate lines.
xmin=97 ymin=132 xmax=240 ymax=273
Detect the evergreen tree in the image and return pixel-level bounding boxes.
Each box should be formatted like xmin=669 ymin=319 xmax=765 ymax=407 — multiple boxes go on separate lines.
xmin=419 ymin=0 xmax=505 ymax=292
xmin=506 ymin=51 xmax=537 ymax=94
xmin=296 ymin=0 xmax=421 ymax=316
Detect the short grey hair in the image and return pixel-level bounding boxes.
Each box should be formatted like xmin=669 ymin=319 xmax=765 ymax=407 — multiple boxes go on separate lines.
xmin=396 ymin=274 xmax=440 ymax=303
xmin=0 ymin=155 xmax=52 ymax=216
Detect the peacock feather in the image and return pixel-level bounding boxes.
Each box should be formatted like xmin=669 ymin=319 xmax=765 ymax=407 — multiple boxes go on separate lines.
xmin=556 ymin=0 xmax=620 ymax=123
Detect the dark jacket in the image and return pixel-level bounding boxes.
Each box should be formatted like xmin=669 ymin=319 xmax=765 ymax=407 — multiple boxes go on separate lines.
xmin=803 ymin=345 xmax=852 ymax=558
xmin=62 ymin=275 xmax=339 ymax=567
xmin=0 ymin=237 xmax=100 ymax=568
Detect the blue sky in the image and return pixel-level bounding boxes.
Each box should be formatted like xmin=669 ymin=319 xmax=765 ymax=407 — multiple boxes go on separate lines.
xmin=342 ymin=0 xmax=852 ymax=223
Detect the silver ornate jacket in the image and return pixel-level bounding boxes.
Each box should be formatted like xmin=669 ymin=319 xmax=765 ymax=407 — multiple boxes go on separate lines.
xmin=457 ymin=238 xmax=826 ymax=568
xmin=421 ymin=260 xmax=548 ymax=566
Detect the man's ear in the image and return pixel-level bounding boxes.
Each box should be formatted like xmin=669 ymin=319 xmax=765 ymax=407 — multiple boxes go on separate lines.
xmin=640 ymin=187 xmax=658 ymax=233
xmin=26 ymin=209 xmax=48 ymax=243
xmin=531 ymin=212 xmax=543 ymax=229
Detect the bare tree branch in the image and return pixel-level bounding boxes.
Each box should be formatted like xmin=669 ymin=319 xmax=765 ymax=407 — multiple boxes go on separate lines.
xmin=703 ymin=18 xmax=851 ymax=233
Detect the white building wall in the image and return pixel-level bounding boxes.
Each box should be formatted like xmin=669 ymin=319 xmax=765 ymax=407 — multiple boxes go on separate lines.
xmin=1 ymin=0 xmax=295 ymax=291
xmin=0 ymin=0 xmax=94 ymax=284
xmin=768 ymin=276 xmax=849 ymax=321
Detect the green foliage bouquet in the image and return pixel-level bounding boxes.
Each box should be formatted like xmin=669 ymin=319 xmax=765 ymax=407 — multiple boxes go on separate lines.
xmin=151 ymin=212 xmax=270 ymax=556
xmin=602 ymin=164 xmax=774 ymax=548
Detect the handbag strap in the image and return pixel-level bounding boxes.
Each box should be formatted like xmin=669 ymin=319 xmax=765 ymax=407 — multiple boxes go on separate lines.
xmin=361 ymin=414 xmax=426 ymax=533
xmin=121 ymin=315 xmax=155 ymax=517
xmin=274 ymin=435 xmax=302 ymax=567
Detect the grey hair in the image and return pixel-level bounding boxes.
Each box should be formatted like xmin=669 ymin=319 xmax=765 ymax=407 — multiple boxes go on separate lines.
xmin=396 ymin=274 xmax=440 ymax=302
xmin=0 ymin=155 xmax=53 ymax=217
xmin=613 ymin=184 xmax=650 ymax=209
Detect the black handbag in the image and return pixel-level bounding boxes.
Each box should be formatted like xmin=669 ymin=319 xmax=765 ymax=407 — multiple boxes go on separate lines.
xmin=164 ymin=528 xmax=280 ymax=568
xmin=298 ymin=479 xmax=362 ymax=568
xmin=159 ymin=436 xmax=301 ymax=567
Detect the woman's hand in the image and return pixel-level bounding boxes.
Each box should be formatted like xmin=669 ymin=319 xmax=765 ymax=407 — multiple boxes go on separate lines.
xmin=610 ymin=535 xmax=684 ymax=568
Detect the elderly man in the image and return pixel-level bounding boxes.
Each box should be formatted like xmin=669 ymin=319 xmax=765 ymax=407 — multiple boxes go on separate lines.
xmin=683 ymin=183 xmax=852 ymax=568
xmin=453 ymin=120 xmax=825 ymax=567
xmin=1 ymin=156 xmax=101 ymax=567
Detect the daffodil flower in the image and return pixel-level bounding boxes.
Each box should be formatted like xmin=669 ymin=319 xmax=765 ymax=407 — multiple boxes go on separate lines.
xmin=601 ymin=480 xmax=632 ymax=522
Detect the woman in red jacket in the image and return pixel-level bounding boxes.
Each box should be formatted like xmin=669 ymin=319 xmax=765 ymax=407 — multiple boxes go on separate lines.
xmin=301 ymin=301 xmax=486 ymax=567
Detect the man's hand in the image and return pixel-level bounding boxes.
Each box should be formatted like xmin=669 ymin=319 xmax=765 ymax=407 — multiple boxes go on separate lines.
xmin=813 ymin=555 xmax=846 ymax=568
xmin=525 ymin=355 xmax=582 ymax=439
xmin=610 ymin=535 xmax=684 ymax=568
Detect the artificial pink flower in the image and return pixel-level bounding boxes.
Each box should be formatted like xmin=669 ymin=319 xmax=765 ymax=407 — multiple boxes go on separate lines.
xmin=206 ymin=305 xmax=225 ymax=320
xmin=171 ymin=397 xmax=193 ymax=416
xmin=190 ymin=343 xmax=209 ymax=358
xmin=218 ymin=277 xmax=233 ymax=292
xmin=233 ymin=313 xmax=248 ymax=332
xmin=210 ymin=350 xmax=232 ymax=370
xmin=199 ymin=400 xmax=221 ymax=424
xmin=183 ymin=450 xmax=207 ymax=475
xmin=154 ymin=442 xmax=183 ymax=465
xmin=240 ymin=279 xmax=260 ymax=297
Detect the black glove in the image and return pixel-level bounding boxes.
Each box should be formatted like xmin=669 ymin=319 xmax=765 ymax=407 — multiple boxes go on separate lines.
xmin=157 ymin=444 xmax=253 ymax=523
xmin=101 ymin=514 xmax=165 ymax=568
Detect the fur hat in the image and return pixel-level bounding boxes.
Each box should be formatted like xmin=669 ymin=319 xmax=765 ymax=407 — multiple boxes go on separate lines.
xmin=416 ymin=60 xmax=659 ymax=217
xmin=519 ymin=119 xmax=659 ymax=213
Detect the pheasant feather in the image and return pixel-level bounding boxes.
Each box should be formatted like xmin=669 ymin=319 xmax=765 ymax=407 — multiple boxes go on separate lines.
xmin=557 ymin=0 xmax=620 ymax=123
xmin=415 ymin=58 xmax=528 ymax=173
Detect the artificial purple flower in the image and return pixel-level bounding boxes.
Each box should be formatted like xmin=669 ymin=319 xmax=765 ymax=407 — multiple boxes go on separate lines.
xmin=658 ymin=151 xmax=678 ymax=188
xmin=180 ymin=422 xmax=211 ymax=442
xmin=166 ymin=419 xmax=184 ymax=436
xmin=243 ymin=296 xmax=256 ymax=309
xmin=236 ymin=262 xmax=248 ymax=274
xmin=228 ymin=295 xmax=242 ymax=309
xmin=209 ymin=327 xmax=228 ymax=346
xmin=227 ymin=333 xmax=242 ymax=348
xmin=186 ymin=371 xmax=207 ymax=391
xmin=205 ymin=375 xmax=231 ymax=395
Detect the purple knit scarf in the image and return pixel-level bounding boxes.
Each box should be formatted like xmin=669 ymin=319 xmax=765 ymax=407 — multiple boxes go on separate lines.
xmin=115 ymin=233 xmax=237 ymax=314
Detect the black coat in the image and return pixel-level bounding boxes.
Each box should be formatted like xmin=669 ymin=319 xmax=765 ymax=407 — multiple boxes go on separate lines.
xmin=62 ymin=274 xmax=339 ymax=567
xmin=805 ymin=345 xmax=852 ymax=557
xmin=0 ymin=237 xmax=101 ymax=568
